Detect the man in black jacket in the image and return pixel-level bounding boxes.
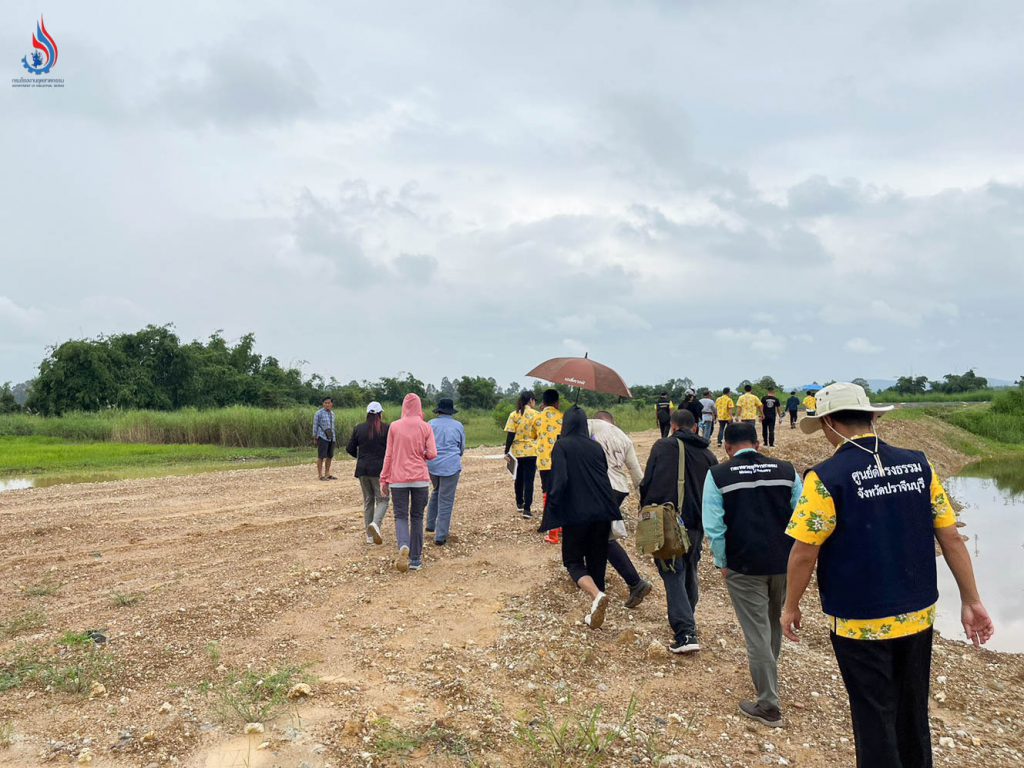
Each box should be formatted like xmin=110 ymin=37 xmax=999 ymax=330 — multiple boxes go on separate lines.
xmin=639 ymin=409 xmax=718 ymax=653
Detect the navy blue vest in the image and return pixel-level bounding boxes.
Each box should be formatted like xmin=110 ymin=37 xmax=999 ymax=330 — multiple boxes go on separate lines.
xmin=710 ymin=452 xmax=797 ymax=575
xmin=812 ymin=438 xmax=938 ymax=619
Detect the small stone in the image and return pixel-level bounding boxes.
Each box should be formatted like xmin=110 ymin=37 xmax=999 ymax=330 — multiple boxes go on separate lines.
xmin=77 ymin=750 xmax=93 ymax=765
xmin=159 ymin=701 xmax=173 ymax=714
xmin=971 ymin=737 xmax=982 ymax=747
xmin=938 ymin=736 xmax=956 ymax=749
xmin=141 ymin=730 xmax=157 ymax=744
xmin=934 ymin=690 xmax=947 ymax=703
xmin=286 ymin=682 xmax=313 ymax=700
xmin=936 ymin=675 xmax=947 ymax=685
xmin=244 ymin=723 xmax=265 ymax=735
xmin=257 ymin=741 xmax=271 ymax=750
xmin=718 ymin=638 xmax=728 ymax=649
xmin=647 ymin=640 xmax=670 ymax=660
xmin=88 ymin=681 xmax=106 ymax=700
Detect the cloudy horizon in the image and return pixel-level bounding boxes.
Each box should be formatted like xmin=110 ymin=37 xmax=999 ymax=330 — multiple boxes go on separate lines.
xmin=3 ymin=1 xmax=1022 ymax=392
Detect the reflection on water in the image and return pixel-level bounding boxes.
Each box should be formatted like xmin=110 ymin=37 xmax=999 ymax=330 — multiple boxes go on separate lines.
xmin=0 ymin=478 xmax=34 ymax=493
xmin=935 ymin=462 xmax=1024 ymax=653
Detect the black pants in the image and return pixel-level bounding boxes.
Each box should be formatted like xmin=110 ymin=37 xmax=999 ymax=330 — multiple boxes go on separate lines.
xmin=561 ymin=522 xmax=611 ymax=591
xmin=788 ymin=410 xmax=798 ymax=428
xmin=514 ymin=456 xmax=537 ymax=512
xmin=658 ymin=420 xmax=670 ymax=438
xmin=830 ymin=629 xmax=933 ymax=768
xmin=607 ymin=489 xmax=640 ymax=588
xmin=717 ymin=419 xmax=730 ymax=445
xmin=761 ymin=418 xmax=776 ymax=447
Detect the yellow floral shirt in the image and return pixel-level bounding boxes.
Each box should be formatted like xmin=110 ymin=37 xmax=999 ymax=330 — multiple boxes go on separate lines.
xmin=736 ymin=393 xmax=762 ymax=420
xmin=786 ymin=437 xmax=957 ymax=640
xmin=715 ymin=394 xmax=735 ymax=421
xmin=535 ymin=406 xmax=564 ymax=471
xmin=803 ymin=395 xmax=817 ymax=412
xmin=503 ymin=407 xmax=539 ymax=458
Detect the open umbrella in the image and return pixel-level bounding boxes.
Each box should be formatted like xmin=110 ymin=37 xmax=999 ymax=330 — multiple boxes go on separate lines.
xmin=525 ymin=354 xmax=632 ymax=399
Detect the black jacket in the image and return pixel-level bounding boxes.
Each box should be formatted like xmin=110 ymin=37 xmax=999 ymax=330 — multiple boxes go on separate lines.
xmin=345 ymin=422 xmax=390 ymax=478
xmin=540 ymin=407 xmax=622 ymax=531
xmin=684 ymin=398 xmax=703 ymax=423
xmin=639 ymin=429 xmax=718 ymax=530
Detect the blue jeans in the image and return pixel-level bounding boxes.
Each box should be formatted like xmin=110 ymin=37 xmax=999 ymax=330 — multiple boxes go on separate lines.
xmin=700 ymin=419 xmax=714 ymax=441
xmin=427 ymin=472 xmax=461 ymax=542
xmin=391 ymin=486 xmax=428 ymax=566
xmin=656 ymin=529 xmax=703 ymax=643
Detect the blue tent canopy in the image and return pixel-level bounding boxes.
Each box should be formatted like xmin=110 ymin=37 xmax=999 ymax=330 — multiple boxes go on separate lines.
xmin=800 ymin=383 xmax=823 ymax=392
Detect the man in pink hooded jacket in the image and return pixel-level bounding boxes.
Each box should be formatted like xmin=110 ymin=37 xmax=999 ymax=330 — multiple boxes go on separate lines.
xmin=380 ymin=394 xmax=438 ymax=572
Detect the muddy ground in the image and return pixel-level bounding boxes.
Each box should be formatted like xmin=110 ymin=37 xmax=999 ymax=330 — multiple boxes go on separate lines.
xmin=0 ymin=416 xmax=1021 ymax=767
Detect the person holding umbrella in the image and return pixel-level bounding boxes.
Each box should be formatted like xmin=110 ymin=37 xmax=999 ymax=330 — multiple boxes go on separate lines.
xmin=540 ymin=405 xmax=623 ymax=629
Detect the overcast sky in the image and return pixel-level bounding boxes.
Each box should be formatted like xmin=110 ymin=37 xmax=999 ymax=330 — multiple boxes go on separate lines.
xmin=2 ymin=1 xmax=1022 ymax=391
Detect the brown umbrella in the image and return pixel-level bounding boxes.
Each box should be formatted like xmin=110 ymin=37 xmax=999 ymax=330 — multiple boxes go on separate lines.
xmin=525 ymin=354 xmax=632 ymax=398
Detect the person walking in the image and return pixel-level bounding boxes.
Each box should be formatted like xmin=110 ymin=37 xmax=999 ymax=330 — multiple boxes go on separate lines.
xmin=781 ymin=382 xmax=994 ymax=766
xmin=736 ymin=384 xmax=763 ymax=426
xmin=761 ymin=390 xmax=781 ymax=448
xmin=802 ymin=390 xmax=817 ymax=417
xmin=639 ymin=409 xmax=718 ymax=652
xmin=785 ymin=391 xmax=800 ymax=429
xmin=702 ymin=423 xmax=801 ymax=728
xmin=715 ymin=388 xmax=736 ymax=447
xmin=380 ymin=394 xmax=438 ymax=573
xmin=426 ymin=398 xmax=466 ymax=546
xmin=698 ymin=390 xmax=716 ymax=442
xmin=682 ymin=389 xmax=703 ymax=425
xmin=535 ymin=389 xmax=564 ymax=544
xmin=540 ymin=406 xmax=623 ymax=629
xmin=313 ymin=397 xmax=338 ymax=481
xmin=346 ymin=402 xmax=390 ymax=545
xmin=655 ymin=392 xmax=674 ymax=438
xmin=589 ymin=411 xmax=653 ymax=609
xmin=504 ymin=391 xmax=540 ymax=519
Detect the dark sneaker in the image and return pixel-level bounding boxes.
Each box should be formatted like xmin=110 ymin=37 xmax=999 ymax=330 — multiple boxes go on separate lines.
xmin=739 ymin=700 xmax=783 ymax=728
xmin=521 ymin=510 xmax=533 ymax=519
xmin=669 ymin=635 xmax=700 ymax=654
xmin=516 ymin=505 xmax=524 ymax=513
xmin=624 ymin=579 xmax=653 ymax=609
xmin=425 ymin=527 xmax=435 ymax=534
xmin=434 ymin=538 xmax=446 ymax=546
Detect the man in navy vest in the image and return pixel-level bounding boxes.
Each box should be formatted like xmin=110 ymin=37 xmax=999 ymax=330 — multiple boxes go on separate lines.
xmin=781 ymin=382 xmax=994 ymax=767
xmin=702 ymin=422 xmax=801 ymax=727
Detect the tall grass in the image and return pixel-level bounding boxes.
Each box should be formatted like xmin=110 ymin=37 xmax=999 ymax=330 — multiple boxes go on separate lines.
xmin=943 ymin=389 xmax=1024 ymax=445
xmin=871 ymin=389 xmax=996 ymax=403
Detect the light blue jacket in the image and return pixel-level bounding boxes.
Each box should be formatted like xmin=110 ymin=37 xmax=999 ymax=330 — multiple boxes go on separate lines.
xmin=427 ymin=416 xmax=466 ymax=477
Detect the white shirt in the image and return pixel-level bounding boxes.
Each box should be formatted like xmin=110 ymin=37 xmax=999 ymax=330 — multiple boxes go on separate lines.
xmin=588 ymin=419 xmax=644 ymax=494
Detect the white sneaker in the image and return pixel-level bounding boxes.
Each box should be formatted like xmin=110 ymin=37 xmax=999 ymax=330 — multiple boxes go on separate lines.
xmin=395 ymin=545 xmax=410 ymax=573
xmin=368 ymin=522 xmax=383 ymax=545
xmin=584 ymin=592 xmax=608 ymax=629
xmin=365 ymin=535 xmax=375 ymax=544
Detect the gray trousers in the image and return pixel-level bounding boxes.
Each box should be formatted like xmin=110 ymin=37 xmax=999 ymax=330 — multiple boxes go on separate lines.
xmin=725 ymin=572 xmax=787 ymax=711
xmin=359 ymin=476 xmax=389 ymax=528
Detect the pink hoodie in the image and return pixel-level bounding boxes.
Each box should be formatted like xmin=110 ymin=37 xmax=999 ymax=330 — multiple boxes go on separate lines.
xmin=380 ymin=394 xmax=438 ymax=488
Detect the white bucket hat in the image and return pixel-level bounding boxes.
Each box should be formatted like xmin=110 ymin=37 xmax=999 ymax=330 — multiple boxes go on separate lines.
xmin=366 ymin=401 xmax=384 ymax=414
xmin=799 ymin=382 xmax=893 ymax=434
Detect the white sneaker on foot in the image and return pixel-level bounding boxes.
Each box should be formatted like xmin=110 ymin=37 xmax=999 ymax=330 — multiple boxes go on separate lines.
xmin=368 ymin=522 xmax=383 ymax=545
xmin=395 ymin=545 xmax=410 ymax=573
xmin=584 ymin=592 xmax=608 ymax=629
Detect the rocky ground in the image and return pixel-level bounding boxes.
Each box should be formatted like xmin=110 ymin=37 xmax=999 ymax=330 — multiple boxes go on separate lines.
xmin=0 ymin=415 xmax=1021 ymax=767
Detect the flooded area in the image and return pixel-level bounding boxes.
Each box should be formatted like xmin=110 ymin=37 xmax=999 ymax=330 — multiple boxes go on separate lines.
xmin=936 ymin=459 xmax=1024 ymax=653
xmin=0 ymin=477 xmax=35 ymax=493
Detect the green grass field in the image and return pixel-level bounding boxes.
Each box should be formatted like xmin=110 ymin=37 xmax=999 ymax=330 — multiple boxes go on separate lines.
xmin=0 ymin=436 xmax=307 ymax=486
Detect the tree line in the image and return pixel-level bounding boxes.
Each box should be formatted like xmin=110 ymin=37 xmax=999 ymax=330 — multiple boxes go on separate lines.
xmin=1 ymin=325 xmax=1015 ymax=417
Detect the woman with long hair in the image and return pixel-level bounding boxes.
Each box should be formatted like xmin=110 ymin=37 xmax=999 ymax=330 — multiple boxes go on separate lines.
xmin=346 ymin=402 xmax=391 ymax=545
xmin=380 ymin=394 xmax=438 ymax=572
xmin=503 ymin=390 xmax=540 ymax=519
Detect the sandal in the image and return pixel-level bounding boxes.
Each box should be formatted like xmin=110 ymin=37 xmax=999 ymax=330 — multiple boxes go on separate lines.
xmin=326 ymin=475 xmax=338 ymax=480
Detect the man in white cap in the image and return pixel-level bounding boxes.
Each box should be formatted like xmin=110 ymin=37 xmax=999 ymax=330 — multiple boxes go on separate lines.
xmin=781 ymin=382 xmax=994 ymax=767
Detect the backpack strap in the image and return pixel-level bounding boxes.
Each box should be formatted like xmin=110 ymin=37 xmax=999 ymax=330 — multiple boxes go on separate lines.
xmin=676 ymin=438 xmax=687 ymax=512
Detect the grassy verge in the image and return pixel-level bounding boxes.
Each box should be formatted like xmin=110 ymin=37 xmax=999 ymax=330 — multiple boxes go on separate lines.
xmin=871 ymin=389 xmax=996 ymax=404
xmin=0 ymin=436 xmax=308 ymax=485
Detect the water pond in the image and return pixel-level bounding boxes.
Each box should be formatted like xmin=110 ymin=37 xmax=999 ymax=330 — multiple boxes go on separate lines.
xmin=935 ymin=459 xmax=1024 ymax=653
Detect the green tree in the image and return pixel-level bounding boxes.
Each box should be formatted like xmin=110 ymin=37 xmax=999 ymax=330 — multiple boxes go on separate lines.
xmin=0 ymin=382 xmax=20 ymax=413
xmin=891 ymin=375 xmax=928 ymax=395
xmin=851 ymin=378 xmax=873 ymax=394
xmin=28 ymin=340 xmax=120 ymax=414
xmin=456 ymin=376 xmax=500 ymax=410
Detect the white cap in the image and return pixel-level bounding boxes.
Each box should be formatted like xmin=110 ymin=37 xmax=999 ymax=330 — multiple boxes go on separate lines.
xmin=366 ymin=401 xmax=384 ymax=414
xmin=799 ymin=382 xmax=894 ymax=434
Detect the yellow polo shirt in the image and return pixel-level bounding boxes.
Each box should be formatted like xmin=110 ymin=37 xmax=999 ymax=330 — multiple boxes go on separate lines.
xmin=503 ymin=407 xmax=539 ymax=458
xmin=803 ymin=395 xmax=817 ymax=412
xmin=786 ymin=437 xmax=957 ymax=640
xmin=715 ymin=395 xmax=735 ymax=421
xmin=736 ymin=393 xmax=762 ymax=420
xmin=534 ymin=406 xmax=564 ymax=471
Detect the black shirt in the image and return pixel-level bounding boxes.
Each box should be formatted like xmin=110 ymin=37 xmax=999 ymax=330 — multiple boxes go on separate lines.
xmin=762 ymin=396 xmax=781 ymax=419
xmin=785 ymin=396 xmax=800 ymax=412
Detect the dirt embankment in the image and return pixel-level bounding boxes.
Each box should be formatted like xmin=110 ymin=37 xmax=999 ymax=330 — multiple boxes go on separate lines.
xmin=0 ymin=415 xmax=1021 ymax=768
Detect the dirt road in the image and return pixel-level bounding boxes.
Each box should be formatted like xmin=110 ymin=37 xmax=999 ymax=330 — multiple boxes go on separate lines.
xmin=1 ymin=417 xmax=1021 ymax=767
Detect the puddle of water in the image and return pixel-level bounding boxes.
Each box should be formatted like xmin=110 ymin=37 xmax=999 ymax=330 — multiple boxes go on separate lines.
xmin=935 ymin=461 xmax=1024 ymax=653
xmin=0 ymin=478 xmax=34 ymax=493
